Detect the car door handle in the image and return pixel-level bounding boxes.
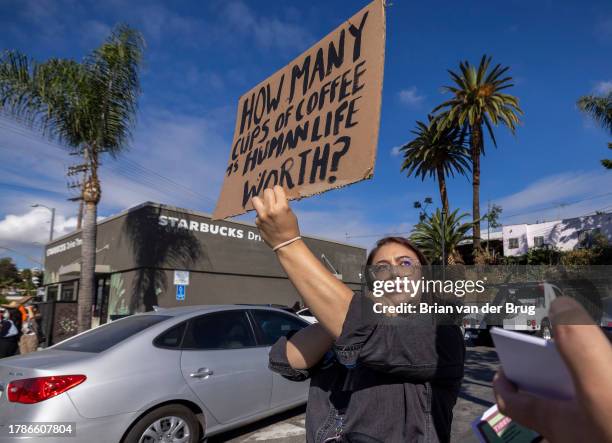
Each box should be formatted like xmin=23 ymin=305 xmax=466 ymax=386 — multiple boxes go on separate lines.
xmin=190 ymin=368 xmax=213 ymax=379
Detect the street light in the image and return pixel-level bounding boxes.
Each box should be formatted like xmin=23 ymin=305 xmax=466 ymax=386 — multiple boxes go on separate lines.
xmin=32 ymin=241 xmax=46 ymax=272
xmin=31 ymin=204 xmax=56 ymax=242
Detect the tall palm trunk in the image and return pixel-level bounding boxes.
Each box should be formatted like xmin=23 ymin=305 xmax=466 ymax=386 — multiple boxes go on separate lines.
xmin=471 ymin=123 xmax=482 ymax=255
xmin=77 ymin=147 xmax=100 ymax=333
xmin=436 ymin=166 xmax=449 ymax=215
xmin=78 ymin=200 xmax=97 ymax=332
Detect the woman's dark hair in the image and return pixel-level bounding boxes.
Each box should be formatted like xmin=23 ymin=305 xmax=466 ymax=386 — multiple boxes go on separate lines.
xmin=366 ymin=236 xmax=429 ymax=266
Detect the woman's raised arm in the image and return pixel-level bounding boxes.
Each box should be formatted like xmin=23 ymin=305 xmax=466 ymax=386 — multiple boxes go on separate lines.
xmin=252 ymin=186 xmax=354 ymax=338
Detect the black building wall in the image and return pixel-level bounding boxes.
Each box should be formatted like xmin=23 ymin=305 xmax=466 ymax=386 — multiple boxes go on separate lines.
xmin=44 ymin=202 xmax=366 ymax=319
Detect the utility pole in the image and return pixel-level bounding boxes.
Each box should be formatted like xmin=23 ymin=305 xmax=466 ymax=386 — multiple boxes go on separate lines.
xmin=441 ymin=208 xmax=446 ymax=279
xmin=67 ymin=149 xmax=88 ymax=231
xmin=487 ymin=200 xmax=491 ymax=255
xmin=49 ymin=207 xmax=55 ymax=242
xmin=31 ymin=204 xmax=56 ymax=242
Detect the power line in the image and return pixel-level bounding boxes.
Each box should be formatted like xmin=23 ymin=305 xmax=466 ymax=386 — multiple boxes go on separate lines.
xmin=345 ymin=194 xmax=612 ymax=240
xmin=0 ymin=115 xmax=217 ymax=207
xmin=585 ymin=205 xmax=612 ymax=216
xmin=345 ymin=231 xmax=412 ymax=240
xmin=501 ymin=192 xmax=612 ymax=220
xmin=0 ymin=246 xmax=43 ymax=266
xmin=0 ymin=115 xmax=215 ymax=203
xmin=0 ymin=140 xmax=189 ymax=205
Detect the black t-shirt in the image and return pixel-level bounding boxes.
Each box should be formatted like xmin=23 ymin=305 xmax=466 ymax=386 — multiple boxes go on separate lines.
xmin=269 ymin=294 xmax=465 ymax=443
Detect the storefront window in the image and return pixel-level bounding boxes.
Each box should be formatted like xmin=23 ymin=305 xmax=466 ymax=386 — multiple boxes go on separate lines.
xmin=46 ymin=285 xmax=59 ymax=302
xmin=93 ymin=277 xmax=110 ymax=324
xmin=60 ymin=281 xmax=78 ymax=302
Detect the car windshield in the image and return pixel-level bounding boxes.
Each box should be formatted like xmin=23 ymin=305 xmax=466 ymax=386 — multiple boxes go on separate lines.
xmin=54 ymin=315 xmax=170 ymax=353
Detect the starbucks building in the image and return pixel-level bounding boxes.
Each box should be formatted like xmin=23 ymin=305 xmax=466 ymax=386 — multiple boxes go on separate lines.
xmin=42 ymin=202 xmax=366 ymax=330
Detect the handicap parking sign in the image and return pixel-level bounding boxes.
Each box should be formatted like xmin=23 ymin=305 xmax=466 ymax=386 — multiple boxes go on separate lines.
xmin=176 ymin=284 xmax=186 ymax=301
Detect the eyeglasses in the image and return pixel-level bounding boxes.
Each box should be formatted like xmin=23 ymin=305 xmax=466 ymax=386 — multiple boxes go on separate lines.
xmin=368 ymin=258 xmax=420 ymax=280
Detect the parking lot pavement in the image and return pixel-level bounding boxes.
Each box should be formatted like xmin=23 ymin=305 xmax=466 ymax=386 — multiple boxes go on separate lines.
xmin=208 ymin=406 xmax=307 ymax=443
xmin=451 ymin=346 xmax=499 ymax=442
xmin=210 ymin=346 xmax=499 ymax=443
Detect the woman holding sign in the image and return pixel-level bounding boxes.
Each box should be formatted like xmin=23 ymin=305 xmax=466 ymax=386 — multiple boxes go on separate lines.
xmin=253 ymin=186 xmax=465 ymax=443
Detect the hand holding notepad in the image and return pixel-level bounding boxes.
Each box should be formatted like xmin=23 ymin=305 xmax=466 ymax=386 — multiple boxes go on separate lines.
xmin=492 ymin=297 xmax=612 ymax=443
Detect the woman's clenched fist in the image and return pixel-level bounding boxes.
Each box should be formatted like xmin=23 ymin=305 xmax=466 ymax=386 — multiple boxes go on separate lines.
xmin=252 ymin=186 xmax=300 ymax=250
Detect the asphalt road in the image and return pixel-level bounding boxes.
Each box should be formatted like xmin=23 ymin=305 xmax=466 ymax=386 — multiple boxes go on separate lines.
xmin=209 ymin=346 xmax=499 ymax=443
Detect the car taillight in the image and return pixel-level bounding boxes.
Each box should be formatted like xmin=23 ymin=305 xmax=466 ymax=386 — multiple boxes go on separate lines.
xmin=7 ymin=375 xmax=86 ymax=404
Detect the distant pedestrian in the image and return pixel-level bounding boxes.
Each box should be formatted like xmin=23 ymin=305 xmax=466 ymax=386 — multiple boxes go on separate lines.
xmin=19 ymin=305 xmax=39 ymax=354
xmin=0 ymin=307 xmax=19 ymax=358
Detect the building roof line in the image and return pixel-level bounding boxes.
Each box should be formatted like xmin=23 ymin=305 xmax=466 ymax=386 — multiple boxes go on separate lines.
xmin=45 ymin=201 xmax=365 ymax=250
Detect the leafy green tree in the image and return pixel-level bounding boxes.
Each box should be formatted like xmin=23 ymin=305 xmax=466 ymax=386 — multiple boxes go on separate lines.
xmin=577 ymin=92 xmax=611 ymax=169
xmin=400 ymin=116 xmax=470 ymax=214
xmin=484 ymin=203 xmax=503 ymax=254
xmin=0 ymin=25 xmax=144 ymax=332
xmin=434 ymin=55 xmax=523 ymax=256
xmin=19 ymin=268 xmax=35 ymax=293
xmin=485 ymin=204 xmax=503 ymax=229
xmin=0 ymin=257 xmax=20 ymax=287
xmin=410 ymin=208 xmax=473 ymax=264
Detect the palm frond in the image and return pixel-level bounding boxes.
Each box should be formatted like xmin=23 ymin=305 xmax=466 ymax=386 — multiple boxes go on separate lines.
xmin=432 ymin=54 xmax=522 ymax=150
xmin=410 ymin=208 xmax=473 ymax=264
xmin=577 ymin=94 xmax=612 ymax=134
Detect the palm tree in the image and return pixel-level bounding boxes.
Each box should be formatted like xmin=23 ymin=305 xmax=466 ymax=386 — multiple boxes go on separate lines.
xmin=400 ymin=116 xmax=471 ymax=214
xmin=577 ymin=92 xmax=611 ymax=169
xmin=434 ymin=55 xmax=523 ymax=256
xmin=0 ymin=25 xmax=144 ymax=332
xmin=410 ymin=208 xmax=472 ymax=264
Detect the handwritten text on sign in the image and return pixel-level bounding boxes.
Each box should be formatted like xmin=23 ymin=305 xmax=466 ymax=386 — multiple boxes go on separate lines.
xmin=213 ymin=0 xmax=385 ymax=219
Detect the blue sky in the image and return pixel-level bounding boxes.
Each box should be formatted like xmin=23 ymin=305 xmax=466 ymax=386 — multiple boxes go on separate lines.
xmin=1 ymin=0 xmax=611 ymax=267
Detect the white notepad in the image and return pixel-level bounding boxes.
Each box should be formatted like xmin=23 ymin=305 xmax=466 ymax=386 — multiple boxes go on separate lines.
xmin=491 ymin=327 xmax=575 ymax=400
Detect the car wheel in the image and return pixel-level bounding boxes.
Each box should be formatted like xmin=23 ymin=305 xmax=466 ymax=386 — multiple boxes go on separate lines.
xmin=124 ymin=404 xmax=201 ymax=443
xmin=539 ymin=320 xmax=553 ymax=340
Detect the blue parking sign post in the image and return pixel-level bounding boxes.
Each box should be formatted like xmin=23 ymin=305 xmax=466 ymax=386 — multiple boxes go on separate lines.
xmin=176 ymin=284 xmax=186 ymax=301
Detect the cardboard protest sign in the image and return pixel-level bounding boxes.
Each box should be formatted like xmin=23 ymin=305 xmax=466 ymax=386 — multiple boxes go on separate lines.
xmin=213 ymin=0 xmax=386 ymax=219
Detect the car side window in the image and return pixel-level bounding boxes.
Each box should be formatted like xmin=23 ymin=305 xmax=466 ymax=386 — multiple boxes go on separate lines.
xmin=251 ymin=310 xmax=308 ymax=346
xmin=154 ymin=321 xmax=187 ymax=349
xmin=182 ymin=311 xmax=255 ymax=350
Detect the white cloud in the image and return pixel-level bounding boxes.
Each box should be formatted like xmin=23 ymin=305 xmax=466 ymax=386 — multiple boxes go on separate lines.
xmin=398 ymin=87 xmax=425 ymax=107
xmin=0 ymin=108 xmax=229 ymax=219
xmin=0 ymin=208 xmax=77 ymax=244
xmin=594 ymin=80 xmax=612 ymax=95
xmin=222 ymin=1 xmax=313 ymax=52
xmin=80 ymin=19 xmax=112 ymax=46
xmin=0 ymin=208 xmax=79 ymax=268
xmin=595 ymin=17 xmax=612 ymax=42
xmin=496 ymin=170 xmax=612 ymax=223
xmin=390 ymin=145 xmax=403 ymax=157
xmin=293 ymin=207 xmax=409 ymax=250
